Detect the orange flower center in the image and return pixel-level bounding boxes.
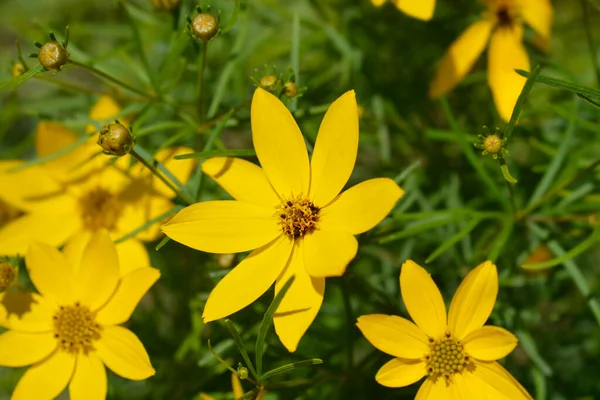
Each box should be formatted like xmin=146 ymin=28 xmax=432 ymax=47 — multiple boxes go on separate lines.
xmin=79 ymin=187 xmax=122 ymax=231
xmin=277 ymin=197 xmax=320 ymax=239
xmin=52 ymin=302 xmax=102 ymax=354
xmin=424 ymin=332 xmax=475 ymax=383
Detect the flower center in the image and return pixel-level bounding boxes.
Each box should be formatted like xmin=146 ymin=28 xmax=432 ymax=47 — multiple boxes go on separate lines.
xmin=52 ymin=302 xmax=102 ymax=354
xmin=277 ymin=197 xmax=320 ymax=239
xmin=79 ymin=187 xmax=122 ymax=231
xmin=424 ymin=332 xmax=475 ymax=384
xmin=492 ymin=1 xmax=519 ymax=27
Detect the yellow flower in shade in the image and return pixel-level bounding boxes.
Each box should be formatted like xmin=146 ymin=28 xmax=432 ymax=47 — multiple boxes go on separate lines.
xmin=163 ymin=88 xmax=404 ymax=352
xmin=357 ymin=260 xmax=532 ymax=399
xmin=429 ymin=0 xmax=553 ymax=121
xmin=0 ymin=96 xmax=195 ymax=275
xmin=371 ymin=0 xmax=436 ymax=21
xmin=0 ymin=231 xmax=160 ymax=400
xmin=199 ymin=373 xmax=266 ymax=400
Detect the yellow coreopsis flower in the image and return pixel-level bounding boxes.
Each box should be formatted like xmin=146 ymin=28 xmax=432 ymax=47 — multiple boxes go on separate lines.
xmin=357 ymin=260 xmax=532 ymax=398
xmin=429 ymin=0 xmax=553 ymax=121
xmin=199 ymin=373 xmax=266 ymax=400
xmin=0 ymin=96 xmax=195 ymax=275
xmin=163 ymin=88 xmax=404 ymax=352
xmin=371 ymin=0 xmax=436 ymax=21
xmin=0 ymin=231 xmax=160 ymax=399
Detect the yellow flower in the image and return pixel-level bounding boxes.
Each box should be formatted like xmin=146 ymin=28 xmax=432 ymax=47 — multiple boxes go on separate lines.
xmin=163 ymin=88 xmax=403 ymax=352
xmin=357 ymin=260 xmax=532 ymax=398
xmin=199 ymin=373 xmax=266 ymax=400
xmin=429 ymin=0 xmax=553 ymax=121
xmin=0 ymin=231 xmax=160 ymax=400
xmin=0 ymin=96 xmax=195 ymax=275
xmin=371 ymin=0 xmax=436 ymax=21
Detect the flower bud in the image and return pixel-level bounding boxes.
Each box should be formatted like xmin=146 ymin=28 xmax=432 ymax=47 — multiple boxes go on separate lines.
xmin=0 ymin=262 xmax=17 ymax=291
xmin=150 ymin=0 xmax=180 ymax=11
xmin=237 ymin=366 xmax=249 ymax=380
xmin=12 ymin=62 xmax=26 ymax=78
xmin=483 ymin=134 xmax=502 ymax=154
xmin=259 ymin=75 xmax=278 ymax=91
xmin=191 ymin=13 xmax=218 ymax=42
xmin=283 ymin=81 xmax=298 ymax=98
xmin=38 ymin=41 xmax=69 ymax=71
xmin=97 ymin=122 xmax=135 ymax=157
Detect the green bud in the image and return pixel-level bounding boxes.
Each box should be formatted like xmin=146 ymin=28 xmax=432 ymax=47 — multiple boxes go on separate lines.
xmin=38 ymin=41 xmax=69 ymax=71
xmin=191 ymin=13 xmax=219 ymax=42
xmin=97 ymin=122 xmax=135 ymax=157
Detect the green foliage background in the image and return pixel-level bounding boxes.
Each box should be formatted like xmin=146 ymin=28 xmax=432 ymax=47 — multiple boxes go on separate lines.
xmin=1 ymin=0 xmax=600 ymax=399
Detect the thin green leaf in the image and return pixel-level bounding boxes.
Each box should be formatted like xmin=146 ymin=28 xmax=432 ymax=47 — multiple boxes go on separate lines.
xmin=516 ymin=69 xmax=600 ymax=101
xmin=255 ymin=276 xmax=295 ymax=376
xmin=155 ymin=236 xmax=171 ymax=251
xmin=9 ymin=134 xmax=90 ymax=172
xmin=532 ymin=367 xmax=547 ymax=400
xmin=516 ymin=330 xmax=553 ymax=376
xmin=378 ymin=216 xmax=458 ymax=244
xmin=224 ymin=319 xmax=258 ymax=380
xmin=289 ymin=13 xmax=300 ymax=112
xmin=503 ymin=65 xmax=541 ymax=142
xmin=488 ymin=219 xmax=514 ymax=262
xmin=206 ymin=339 xmax=238 ymax=375
xmin=114 ymin=205 xmax=182 ymax=244
xmin=425 ymin=218 xmax=481 ymax=263
xmin=260 ymin=359 xmax=323 ymax=381
xmin=175 ymin=149 xmax=256 ymax=160
xmin=221 ymin=0 xmax=241 ymax=33
xmin=134 ymin=145 xmax=185 ymax=189
xmin=0 ymin=65 xmax=45 ymax=92
xmin=500 ymin=164 xmax=518 ymax=184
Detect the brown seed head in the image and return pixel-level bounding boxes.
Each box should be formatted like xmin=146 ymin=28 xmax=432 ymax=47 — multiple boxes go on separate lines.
xmin=191 ymin=13 xmax=218 ymax=42
xmin=38 ymin=41 xmax=69 ymax=71
xmin=97 ymin=122 xmax=134 ymax=157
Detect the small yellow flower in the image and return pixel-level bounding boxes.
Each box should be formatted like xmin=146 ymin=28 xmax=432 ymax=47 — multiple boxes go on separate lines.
xmin=371 ymin=0 xmax=436 ymax=21
xmin=357 ymin=260 xmax=532 ymax=398
xmin=0 ymin=231 xmax=160 ymax=400
xmin=430 ymin=0 xmax=553 ymax=121
xmin=0 ymin=96 xmax=195 ymax=274
xmin=163 ymin=88 xmax=404 ymax=352
xmin=199 ymin=373 xmax=266 ymax=400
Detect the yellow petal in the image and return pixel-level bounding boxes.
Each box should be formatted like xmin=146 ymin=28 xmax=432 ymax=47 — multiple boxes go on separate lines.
xmin=0 ymin=331 xmax=56 ymax=367
xmin=62 ymin=230 xmax=93 ymax=275
xmin=96 ymin=267 xmax=160 ymax=326
xmin=415 ymin=377 xmax=447 ymax=400
xmin=87 ymin=95 xmax=122 ymax=134
xmin=400 ymin=260 xmax=447 ymax=339
xmin=429 ymin=20 xmax=493 ymax=98
xmin=162 ymin=200 xmax=281 ymax=253
xmin=202 ymin=157 xmax=280 ymax=207
xmin=450 ymin=371 xmax=479 ymax=399
xmin=0 ymin=291 xmax=54 ymax=332
xmin=448 ymin=261 xmax=498 ymax=340
xmin=203 ymin=236 xmax=292 ymax=322
xmin=274 ymin=243 xmax=325 ymax=352
xmin=69 ymin=353 xmax=107 ymax=400
xmin=472 ymin=361 xmax=533 ymax=400
xmin=232 ymin=372 xmax=244 ymax=398
xmin=371 ymin=0 xmax=386 ymax=6
xmin=463 ymin=326 xmax=518 ymax=361
xmin=375 ymin=358 xmax=427 ymax=388
xmin=75 ymin=231 xmax=120 ymax=310
xmin=251 ymin=88 xmax=310 ymax=197
xmin=520 ymin=0 xmax=553 ymax=43
xmin=116 ymin=239 xmax=151 ymax=276
xmin=357 ymin=314 xmax=429 ymax=358
xmin=96 ymin=325 xmax=155 ymax=380
xmin=26 ymin=242 xmax=75 ymax=305
xmin=12 ymin=351 xmax=76 ymax=400
xmin=320 ymin=178 xmax=403 ymax=234
xmin=303 ymin=229 xmax=357 ymax=277
xmin=487 ymin=26 xmax=530 ymax=121
xmin=0 ymin=212 xmax=80 ymax=256
xmin=199 ymin=394 xmax=216 ymax=400
xmin=309 ymin=90 xmax=358 ymax=206
xmin=116 ymin=194 xmax=173 ymax=242
xmin=395 ymin=0 xmax=436 ymax=21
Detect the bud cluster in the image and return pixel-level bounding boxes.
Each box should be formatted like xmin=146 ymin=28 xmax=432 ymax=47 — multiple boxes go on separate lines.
xmin=252 ymin=66 xmax=304 ymax=99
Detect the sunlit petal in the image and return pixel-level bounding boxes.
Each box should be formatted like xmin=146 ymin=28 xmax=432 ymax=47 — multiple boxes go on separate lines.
xmin=303 ymin=229 xmax=357 ymax=277
xmin=415 ymin=377 xmax=447 ymax=400
xmin=448 ymin=261 xmax=498 ymax=340
xmin=26 ymin=242 xmax=75 ymax=305
xmin=395 ymin=0 xmax=436 ymax=21
xmin=87 ymin=95 xmax=122 ymax=134
xmin=96 ymin=325 xmax=155 ymax=380
xmin=232 ymin=373 xmax=244 ymax=398
xmin=400 ymin=260 xmax=447 ymax=339
xmin=69 ymin=353 xmax=107 ymax=400
xmin=357 ymin=314 xmax=429 ymax=358
xmin=463 ymin=326 xmax=518 ymax=361
xmin=520 ymin=0 xmax=553 ymax=44
xmin=116 ymin=239 xmax=150 ymax=276
xmin=12 ymin=351 xmax=76 ymax=400
xmin=472 ymin=361 xmax=533 ymax=399
xmin=309 ymin=90 xmax=359 ymax=206
xmin=320 ymin=178 xmax=403 ymax=234
xmin=162 ymin=200 xmax=281 ymax=253
xmin=251 ymin=88 xmax=310 ymax=197
xmin=0 ymin=331 xmax=56 ymax=367
xmin=116 ymin=194 xmax=173 ymax=242
xmin=203 ymin=236 xmax=291 ymax=322
xmin=375 ymin=357 xmax=427 ymax=387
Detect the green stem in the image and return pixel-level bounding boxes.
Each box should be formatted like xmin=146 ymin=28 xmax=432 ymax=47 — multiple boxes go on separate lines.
xmin=580 ymin=0 xmax=600 ymax=86
xmin=69 ymin=59 xmax=157 ymax=101
xmin=35 ymin=75 xmax=108 ymax=95
xmin=340 ymin=277 xmax=354 ymax=369
xmin=197 ymin=43 xmax=209 ymax=121
xmin=130 ymin=149 xmax=195 ymax=205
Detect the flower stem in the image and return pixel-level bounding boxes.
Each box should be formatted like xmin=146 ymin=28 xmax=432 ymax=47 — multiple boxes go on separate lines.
xmin=130 ymin=149 xmax=195 ymax=205
xmin=197 ymin=43 xmax=209 ymax=121
xmin=580 ymin=0 xmax=600 ymax=87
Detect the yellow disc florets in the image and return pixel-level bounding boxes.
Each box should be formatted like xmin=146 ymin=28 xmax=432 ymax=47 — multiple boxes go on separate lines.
xmin=277 ymin=197 xmax=320 ymax=239
xmin=53 ymin=302 xmax=102 ymax=354
xmin=79 ymin=187 xmax=123 ymax=231
xmin=0 ymin=262 xmax=16 ymax=291
xmin=424 ymin=332 xmax=474 ymax=384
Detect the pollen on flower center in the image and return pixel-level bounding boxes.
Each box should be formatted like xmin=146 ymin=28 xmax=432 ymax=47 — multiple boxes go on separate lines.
xmin=424 ymin=332 xmax=475 ymax=384
xmin=276 ymin=196 xmax=320 ymax=239
xmin=52 ymin=302 xmax=102 ymax=354
xmin=79 ymin=187 xmax=122 ymax=231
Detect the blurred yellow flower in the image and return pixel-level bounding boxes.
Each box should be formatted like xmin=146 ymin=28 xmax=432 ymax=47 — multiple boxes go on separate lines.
xmin=357 ymin=260 xmax=532 ymax=398
xmin=371 ymin=0 xmax=436 ymax=21
xmin=0 ymin=231 xmax=159 ymax=400
xmin=163 ymin=88 xmax=403 ymax=352
xmin=199 ymin=373 xmax=266 ymax=400
xmin=430 ymin=0 xmax=553 ymax=121
xmin=0 ymin=96 xmax=195 ymax=275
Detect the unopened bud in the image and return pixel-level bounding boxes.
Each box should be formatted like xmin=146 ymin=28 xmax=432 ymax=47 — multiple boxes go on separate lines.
xmin=97 ymin=122 xmax=134 ymax=157
xmin=150 ymin=0 xmax=180 ymax=11
xmin=191 ymin=13 xmax=218 ymax=42
xmin=237 ymin=366 xmax=249 ymax=380
xmin=215 ymin=253 xmax=236 ymax=269
xmin=259 ymin=75 xmax=278 ymax=91
xmin=0 ymin=262 xmax=17 ymax=291
xmin=283 ymin=81 xmax=298 ymax=98
xmin=483 ymin=134 xmax=502 ymax=154
xmin=12 ymin=62 xmax=26 ymax=78
xmin=38 ymin=41 xmax=69 ymax=71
